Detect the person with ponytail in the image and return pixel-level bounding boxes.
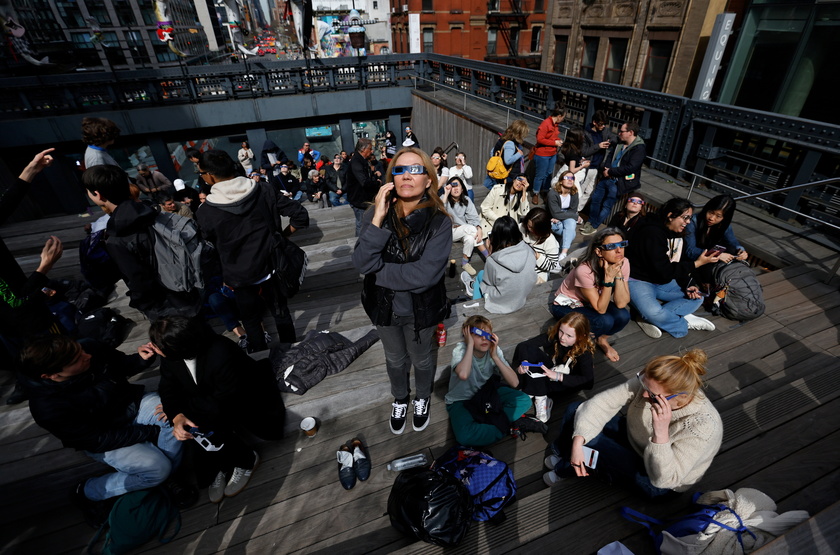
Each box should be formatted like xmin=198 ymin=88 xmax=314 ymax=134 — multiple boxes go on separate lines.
xmin=510 ymin=312 xmax=596 ymax=422
xmin=544 ymin=349 xmax=722 ymax=498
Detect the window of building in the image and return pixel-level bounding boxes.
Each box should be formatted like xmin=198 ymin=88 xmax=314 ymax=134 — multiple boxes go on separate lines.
xmin=148 ymin=30 xmax=178 ymax=62
xmin=70 ymin=32 xmax=95 ymax=49
xmin=640 ymin=40 xmax=674 ymax=91
xmin=509 ymin=28 xmax=520 ymax=55
xmin=423 ymin=28 xmax=434 ymax=52
xmin=530 ymin=26 xmax=542 ymax=53
xmin=141 ymin=6 xmax=158 ymax=25
xmin=554 ymin=34 xmax=568 ymax=73
xmin=113 ymin=0 xmax=137 ymax=26
xmin=604 ymin=38 xmax=628 ymax=84
xmin=422 ymin=0 xmax=433 ymax=11
xmin=373 ymin=0 xmax=379 ymax=8
xmin=101 ymin=32 xmax=127 ymax=65
xmin=126 ymin=31 xmax=151 ymax=67
xmin=56 ymin=1 xmax=85 ymax=27
xmin=488 ymin=29 xmax=498 ymax=55
xmin=488 ymin=0 xmax=500 ymax=12
xmin=88 ymin=4 xmax=112 ymax=26
xmin=579 ymin=36 xmax=598 ymax=80
xmin=535 ymin=0 xmax=544 ymax=11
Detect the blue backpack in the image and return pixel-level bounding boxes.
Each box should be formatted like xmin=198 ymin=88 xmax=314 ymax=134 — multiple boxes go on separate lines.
xmin=621 ymin=493 xmax=756 ymax=554
xmin=434 ymin=446 xmax=517 ymax=525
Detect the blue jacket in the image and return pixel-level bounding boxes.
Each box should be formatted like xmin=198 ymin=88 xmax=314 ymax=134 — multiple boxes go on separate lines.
xmin=684 ymin=215 xmax=743 ymax=261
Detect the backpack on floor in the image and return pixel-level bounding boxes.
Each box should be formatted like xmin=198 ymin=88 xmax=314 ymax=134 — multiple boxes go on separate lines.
xmin=711 ymin=261 xmax=765 ymax=321
xmin=388 ymin=467 xmax=473 ymax=547
xmin=149 ymin=212 xmax=206 ymax=293
xmin=77 ymin=308 xmax=132 ymax=349
xmin=621 ymin=493 xmax=756 ymax=555
xmin=433 ymin=446 xmax=517 ymax=525
xmin=88 ymin=488 xmax=181 ymax=555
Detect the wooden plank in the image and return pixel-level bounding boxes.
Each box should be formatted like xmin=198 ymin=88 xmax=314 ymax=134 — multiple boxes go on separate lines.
xmin=755 ymin=500 xmax=840 ymax=555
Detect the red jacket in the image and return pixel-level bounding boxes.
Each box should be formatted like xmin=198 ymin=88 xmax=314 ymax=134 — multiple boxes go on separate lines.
xmin=534 ymin=117 xmax=559 ymax=157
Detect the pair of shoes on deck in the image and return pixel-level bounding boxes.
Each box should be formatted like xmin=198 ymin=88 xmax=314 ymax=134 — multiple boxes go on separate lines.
xmin=390 ymin=397 xmax=431 ymax=435
xmin=636 ymin=314 xmax=715 ymax=339
xmin=337 ymin=437 xmax=371 ymax=490
xmin=510 ymin=416 xmax=548 ymax=441
xmin=209 ymin=451 xmax=261 ymax=503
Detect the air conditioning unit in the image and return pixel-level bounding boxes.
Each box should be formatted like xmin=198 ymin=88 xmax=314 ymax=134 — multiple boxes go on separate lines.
xmin=402 ymin=4 xmax=408 ymax=11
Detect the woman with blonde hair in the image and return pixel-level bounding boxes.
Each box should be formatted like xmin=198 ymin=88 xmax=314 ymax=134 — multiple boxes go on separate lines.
xmin=546 ymin=170 xmax=579 ymax=260
xmin=544 ymin=349 xmax=722 ymax=498
xmin=353 ymin=147 xmax=453 ymax=435
xmin=483 ymin=119 xmax=529 ymax=189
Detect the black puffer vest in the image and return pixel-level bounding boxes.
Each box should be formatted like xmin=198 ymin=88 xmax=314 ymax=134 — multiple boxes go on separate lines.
xmin=362 ymin=203 xmax=451 ymax=332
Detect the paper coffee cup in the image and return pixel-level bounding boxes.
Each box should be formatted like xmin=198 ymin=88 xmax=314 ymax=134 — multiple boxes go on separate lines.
xmin=300 ymin=417 xmax=318 ymax=437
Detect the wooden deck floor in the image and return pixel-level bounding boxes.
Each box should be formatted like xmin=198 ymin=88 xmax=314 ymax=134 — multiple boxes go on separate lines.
xmin=1 ymin=174 xmax=839 ymax=554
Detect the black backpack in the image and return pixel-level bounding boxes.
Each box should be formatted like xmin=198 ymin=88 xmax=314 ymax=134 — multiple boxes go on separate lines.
xmin=388 ymin=467 xmax=473 ymax=547
xmin=711 ymin=261 xmax=765 ymax=321
xmin=77 ymin=308 xmax=132 ymax=348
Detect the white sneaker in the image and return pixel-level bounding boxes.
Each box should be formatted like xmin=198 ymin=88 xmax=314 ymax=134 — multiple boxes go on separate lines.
xmin=637 ymin=321 xmax=662 ymax=339
xmin=534 ymin=396 xmax=549 ymax=422
xmin=209 ymin=471 xmax=226 ymax=504
xmin=544 ymin=455 xmax=561 ymax=470
xmin=685 ymin=313 xmax=715 ymax=331
xmin=460 ymin=271 xmax=474 ymax=297
xmin=543 ymin=471 xmax=561 ymax=487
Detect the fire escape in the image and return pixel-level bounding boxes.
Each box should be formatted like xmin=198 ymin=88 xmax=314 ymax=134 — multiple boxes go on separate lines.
xmin=485 ymin=0 xmax=535 ymax=68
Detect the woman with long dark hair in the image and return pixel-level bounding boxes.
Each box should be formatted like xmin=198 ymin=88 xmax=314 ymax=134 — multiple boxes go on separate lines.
xmin=521 ymin=207 xmax=560 ymax=282
xmin=431 ymin=146 xmax=449 ymax=182
xmin=550 ymin=227 xmax=630 ymax=361
xmin=685 ymin=194 xmax=748 ymax=264
xmin=607 ymin=193 xmax=647 ymax=237
xmin=479 ymin=174 xmax=531 ymax=238
xmin=511 ymin=312 xmax=596 ymax=422
xmin=442 ymin=176 xmax=488 ymax=276
xmin=352 ymin=147 xmax=452 ymax=435
xmin=625 ymin=197 xmax=719 ymax=338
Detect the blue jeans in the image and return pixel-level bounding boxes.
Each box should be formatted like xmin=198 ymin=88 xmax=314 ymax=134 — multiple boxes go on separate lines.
xmin=206 ymin=291 xmax=240 ymax=332
xmin=532 ymin=154 xmax=556 ymax=194
xmin=472 ymin=270 xmax=485 ymax=300
xmin=467 ymin=189 xmax=475 ymax=202
xmin=629 ymin=279 xmax=703 ymax=338
xmin=84 ymin=393 xmax=182 ymax=501
xmin=550 ymin=401 xmax=672 ymax=498
xmin=329 ymin=191 xmax=348 ymax=206
xmin=588 ymin=178 xmax=618 ymax=228
xmin=548 ymin=302 xmax=630 ymax=338
xmin=551 ymin=218 xmax=577 ymax=250
xmin=483 ymin=175 xmax=499 ymax=190
xmin=352 ymin=206 xmax=366 ymax=236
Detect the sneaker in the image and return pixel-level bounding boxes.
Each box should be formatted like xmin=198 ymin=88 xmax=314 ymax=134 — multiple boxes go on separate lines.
xmin=534 ymin=396 xmax=549 ymax=423
xmin=350 ymin=437 xmax=371 ymax=481
xmin=637 ymin=321 xmax=662 ymax=339
xmin=544 ymin=455 xmax=561 ymax=470
xmin=543 ymin=471 xmax=562 ymax=487
xmin=209 ymin=471 xmax=226 ymax=503
xmin=545 ymin=398 xmax=554 ymax=421
xmin=460 ymin=271 xmax=474 ymax=297
xmin=263 ymin=331 xmax=273 ymax=345
xmin=511 ymin=416 xmax=548 ymax=440
xmin=580 ymin=222 xmax=597 ymax=236
xmin=336 ymin=444 xmax=356 ymax=490
xmin=70 ymin=479 xmax=112 ymax=528
xmin=462 ymin=262 xmax=477 ymax=276
xmin=684 ymin=313 xmax=715 ymax=331
xmin=237 ymin=335 xmax=249 ymax=350
xmin=412 ymin=397 xmax=431 ymax=432
xmin=390 ymin=398 xmax=409 ymax=435
xmin=224 ymin=451 xmax=260 ymax=497
xmin=164 ymin=478 xmax=198 ymax=509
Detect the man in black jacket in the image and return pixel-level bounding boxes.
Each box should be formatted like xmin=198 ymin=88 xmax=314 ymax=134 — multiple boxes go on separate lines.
xmin=83 ymin=165 xmax=203 ymax=320
xmin=582 ymin=121 xmax=646 ymax=235
xmin=345 ymin=138 xmax=381 ymax=236
xmin=19 ymin=336 xmax=181 ymax=519
xmin=197 ymin=150 xmax=309 ymax=351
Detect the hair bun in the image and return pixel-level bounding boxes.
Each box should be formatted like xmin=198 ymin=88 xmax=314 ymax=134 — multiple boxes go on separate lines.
xmin=682 ymin=348 xmax=708 ymax=374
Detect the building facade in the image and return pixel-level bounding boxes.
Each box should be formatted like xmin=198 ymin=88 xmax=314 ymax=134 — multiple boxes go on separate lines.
xmin=389 ymin=0 xmax=546 ymax=68
xmin=541 ymin=0 xmax=727 ymax=96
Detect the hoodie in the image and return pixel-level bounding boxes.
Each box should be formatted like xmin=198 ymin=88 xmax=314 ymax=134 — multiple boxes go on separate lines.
xmin=481 ymin=240 xmax=538 ymax=314
xmin=198 ymin=179 xmax=309 ymax=288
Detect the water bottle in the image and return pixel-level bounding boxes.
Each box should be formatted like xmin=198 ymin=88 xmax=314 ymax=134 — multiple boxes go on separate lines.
xmin=387 ymin=453 xmax=428 ymax=471
xmin=435 ymin=323 xmax=446 ymax=347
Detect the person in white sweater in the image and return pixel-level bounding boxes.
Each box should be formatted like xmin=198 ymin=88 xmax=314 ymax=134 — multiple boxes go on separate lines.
xmin=448 ymin=152 xmax=474 ymax=201
xmin=479 ymin=176 xmax=531 ymax=238
xmin=442 ymin=176 xmax=489 ymax=276
xmin=544 ymin=349 xmax=722 ymax=498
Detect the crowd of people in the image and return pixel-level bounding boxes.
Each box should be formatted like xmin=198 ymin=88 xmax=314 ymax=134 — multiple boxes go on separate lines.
xmin=0 ymin=112 xmax=752 ymax=531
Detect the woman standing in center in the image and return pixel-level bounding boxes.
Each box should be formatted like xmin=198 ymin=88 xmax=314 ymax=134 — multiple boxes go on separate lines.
xmin=352 ymin=147 xmax=453 ymax=435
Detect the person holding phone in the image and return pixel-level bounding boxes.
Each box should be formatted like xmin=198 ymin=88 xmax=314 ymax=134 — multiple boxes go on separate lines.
xmin=544 ymin=350 xmax=722 ymax=498
xmin=625 ymin=197 xmax=719 ymax=338
xmin=353 ymin=147 xmax=452 ymax=435
xmin=684 ymin=195 xmax=749 ymax=284
xmin=448 ymin=152 xmax=474 ymax=201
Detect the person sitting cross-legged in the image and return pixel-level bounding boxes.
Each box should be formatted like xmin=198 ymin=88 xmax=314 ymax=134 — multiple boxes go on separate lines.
xmin=445 ymin=315 xmax=546 ymax=447
xmin=18 ymin=336 xmax=187 ymax=525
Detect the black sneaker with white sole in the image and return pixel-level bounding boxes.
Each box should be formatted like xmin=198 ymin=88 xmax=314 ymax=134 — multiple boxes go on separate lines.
xmin=412 ymin=397 xmax=430 ymax=431
xmin=511 ymin=416 xmax=548 ymax=440
xmin=390 ymin=397 xmax=409 ymax=434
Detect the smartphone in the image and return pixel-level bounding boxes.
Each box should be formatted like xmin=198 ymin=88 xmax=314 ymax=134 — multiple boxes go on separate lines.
xmin=582 ymin=446 xmax=599 ymax=469
xmin=705 ymin=245 xmax=726 ymax=257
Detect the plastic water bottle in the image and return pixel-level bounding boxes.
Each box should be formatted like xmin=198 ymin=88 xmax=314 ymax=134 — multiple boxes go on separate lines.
xmin=387 ymin=453 xmax=428 ymax=471
xmin=435 ymin=323 xmax=447 ymax=347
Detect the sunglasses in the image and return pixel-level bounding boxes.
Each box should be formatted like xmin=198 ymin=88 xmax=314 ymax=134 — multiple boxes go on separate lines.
xmin=628 ymin=198 xmax=645 ymax=205
xmin=636 ymin=371 xmax=685 ymax=401
xmin=392 ymin=165 xmax=427 ymax=175
xmin=470 ymin=326 xmax=494 ymax=340
xmin=562 ymin=175 xmax=575 ymax=181
xmin=600 ymin=240 xmax=628 ymax=251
